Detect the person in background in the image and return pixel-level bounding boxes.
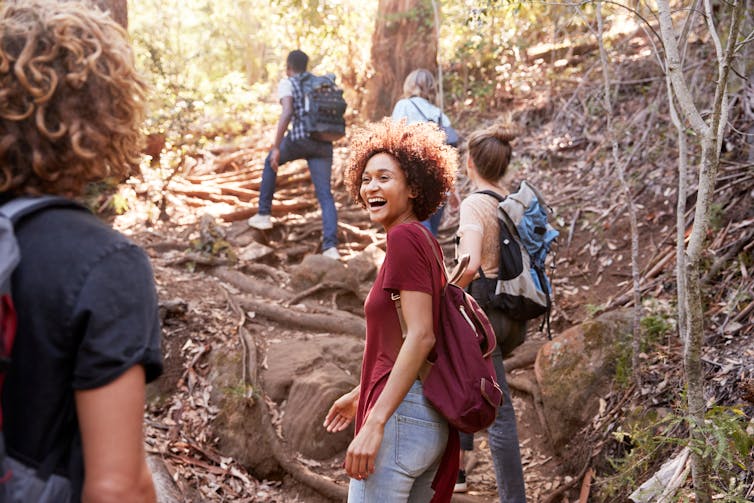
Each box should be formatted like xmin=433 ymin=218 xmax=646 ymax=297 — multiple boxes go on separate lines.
xmin=454 ymin=125 xmax=527 ymax=502
xmin=323 ymin=119 xmax=459 ymax=502
xmin=391 ymin=69 xmax=459 ymax=236
xmin=247 ymin=49 xmax=340 ymax=259
xmin=0 ymin=1 xmax=162 ymax=501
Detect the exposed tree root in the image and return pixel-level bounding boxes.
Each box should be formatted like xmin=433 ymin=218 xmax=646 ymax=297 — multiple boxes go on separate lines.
xmin=286 ymin=281 xmax=363 ymax=306
xmin=239 ymin=296 xmax=365 ymax=336
xmin=237 ymin=302 xmax=348 ymax=502
xmin=503 ymin=341 xmax=544 ymax=372
xmin=506 ymin=374 xmax=552 ymax=449
xmin=214 ymin=266 xmax=293 ymax=302
xmin=220 ymin=200 xmax=315 ymax=222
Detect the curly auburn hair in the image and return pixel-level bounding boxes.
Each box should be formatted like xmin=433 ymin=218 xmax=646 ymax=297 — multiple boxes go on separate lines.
xmin=0 ymin=0 xmax=147 ymax=197
xmin=344 ymin=119 xmax=457 ymax=222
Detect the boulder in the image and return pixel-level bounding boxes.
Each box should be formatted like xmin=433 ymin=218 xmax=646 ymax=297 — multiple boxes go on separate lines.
xmin=345 ymin=244 xmax=386 ymax=283
xmin=290 ymin=254 xmax=355 ymax=290
xmin=534 ymin=309 xmax=633 ymax=449
xmin=265 ymin=335 xmax=363 ymax=458
xmin=263 ymin=334 xmax=363 ymax=401
xmin=282 ymin=363 xmax=358 ymax=460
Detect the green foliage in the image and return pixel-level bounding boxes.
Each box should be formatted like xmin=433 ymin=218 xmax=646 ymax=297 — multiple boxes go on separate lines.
xmin=640 ymin=297 xmax=676 ymax=348
xmin=439 ymin=0 xmax=596 ymax=111
xmin=597 ymin=406 xmax=754 ymax=502
xmin=613 ymin=337 xmax=633 ymax=388
xmin=129 ymin=0 xmax=376 ymax=144
xmin=709 ymin=202 xmax=725 ymax=230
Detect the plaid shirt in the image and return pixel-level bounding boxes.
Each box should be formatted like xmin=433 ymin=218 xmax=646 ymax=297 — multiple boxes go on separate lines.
xmin=288 ymin=73 xmax=309 ymax=141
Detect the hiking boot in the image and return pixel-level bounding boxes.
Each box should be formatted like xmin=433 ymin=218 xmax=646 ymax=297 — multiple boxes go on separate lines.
xmin=453 ymin=470 xmax=467 ymax=493
xmin=322 ymin=247 xmax=340 ymax=260
xmin=247 ymin=213 xmax=272 ymax=230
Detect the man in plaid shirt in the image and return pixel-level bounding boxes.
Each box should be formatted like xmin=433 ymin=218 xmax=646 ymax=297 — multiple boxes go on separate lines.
xmin=248 ymin=50 xmax=340 ymax=260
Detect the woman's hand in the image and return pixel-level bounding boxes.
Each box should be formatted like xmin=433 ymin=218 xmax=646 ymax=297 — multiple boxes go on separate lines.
xmin=324 ymin=387 xmax=359 ymax=433
xmin=344 ymin=419 xmax=384 ymax=480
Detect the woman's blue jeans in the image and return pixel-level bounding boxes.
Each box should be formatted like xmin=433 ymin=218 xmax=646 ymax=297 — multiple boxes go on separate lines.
xmin=459 ymin=348 xmax=527 ymax=503
xmin=348 ymin=381 xmax=448 ymax=502
xmin=257 ymin=135 xmax=338 ymax=250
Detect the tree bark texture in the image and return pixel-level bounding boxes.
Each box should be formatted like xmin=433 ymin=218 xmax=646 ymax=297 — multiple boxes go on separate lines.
xmin=92 ymin=0 xmax=127 ymax=29
xmin=364 ymin=0 xmax=438 ymax=120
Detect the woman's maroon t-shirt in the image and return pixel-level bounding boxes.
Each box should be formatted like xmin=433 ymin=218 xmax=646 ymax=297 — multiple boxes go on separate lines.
xmin=354 ymin=221 xmax=459 ymax=502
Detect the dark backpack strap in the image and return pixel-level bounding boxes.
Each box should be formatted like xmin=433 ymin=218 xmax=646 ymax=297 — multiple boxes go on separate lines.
xmin=473 ymin=189 xmax=505 ymax=203
xmin=408 ymin=98 xmax=431 ymax=123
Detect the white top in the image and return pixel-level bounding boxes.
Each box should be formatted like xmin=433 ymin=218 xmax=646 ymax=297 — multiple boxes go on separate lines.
xmin=391 ymin=96 xmax=452 ymax=127
xmin=277 ymin=78 xmax=293 ymax=100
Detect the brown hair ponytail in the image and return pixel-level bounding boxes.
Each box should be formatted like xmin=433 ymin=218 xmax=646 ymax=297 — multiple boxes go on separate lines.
xmin=466 ymin=124 xmax=521 ymax=182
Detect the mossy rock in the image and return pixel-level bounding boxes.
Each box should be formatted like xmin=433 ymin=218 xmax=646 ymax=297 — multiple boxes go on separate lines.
xmin=534 ymin=309 xmax=634 ymax=449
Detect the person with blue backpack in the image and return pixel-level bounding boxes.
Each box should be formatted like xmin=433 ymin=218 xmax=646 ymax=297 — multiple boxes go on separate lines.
xmin=454 ymin=124 xmax=530 ymax=501
xmin=0 ymin=1 xmax=162 ymax=501
xmin=247 ymin=50 xmax=346 ymax=260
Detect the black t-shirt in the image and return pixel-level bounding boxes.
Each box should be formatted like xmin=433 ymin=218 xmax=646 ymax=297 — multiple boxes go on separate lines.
xmin=1 ymin=200 xmax=162 ymax=492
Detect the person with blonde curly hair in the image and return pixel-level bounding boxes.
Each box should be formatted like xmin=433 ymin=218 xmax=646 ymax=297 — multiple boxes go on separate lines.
xmin=324 ymin=119 xmax=459 ymax=502
xmin=453 ymin=124 xmax=527 ymax=501
xmin=0 ymin=1 xmax=161 ymax=501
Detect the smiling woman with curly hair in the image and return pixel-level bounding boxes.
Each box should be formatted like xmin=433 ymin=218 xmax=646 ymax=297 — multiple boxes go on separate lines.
xmin=325 ymin=119 xmax=460 ymax=502
xmin=343 ymin=118 xmax=457 ymax=221
xmin=0 ymin=2 xmax=162 ymax=502
xmin=0 ymin=0 xmax=146 ymax=196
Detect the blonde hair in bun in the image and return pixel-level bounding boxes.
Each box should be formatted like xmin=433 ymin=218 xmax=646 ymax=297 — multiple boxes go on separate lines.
xmin=466 ymin=123 xmax=521 ymax=182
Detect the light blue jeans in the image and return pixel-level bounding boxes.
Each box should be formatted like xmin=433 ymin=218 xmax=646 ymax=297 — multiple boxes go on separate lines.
xmin=258 ymin=134 xmax=338 ymax=250
xmin=348 ymin=381 xmax=448 ymax=502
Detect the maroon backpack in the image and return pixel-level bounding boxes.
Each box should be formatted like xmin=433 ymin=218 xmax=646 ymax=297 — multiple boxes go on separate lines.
xmin=393 ymin=226 xmax=503 ymax=434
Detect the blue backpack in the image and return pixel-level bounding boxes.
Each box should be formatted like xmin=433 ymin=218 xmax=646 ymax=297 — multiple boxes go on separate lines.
xmin=475 ymin=182 xmax=559 ymax=336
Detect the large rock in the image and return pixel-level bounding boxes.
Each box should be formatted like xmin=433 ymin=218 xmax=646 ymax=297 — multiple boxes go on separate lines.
xmin=263 ymin=335 xmax=363 ymax=402
xmin=264 ymin=335 xmax=363 ymax=458
xmin=534 ymin=310 xmax=633 ymax=449
xmin=282 ymin=363 xmax=358 ymax=460
xmin=345 ymin=244 xmax=386 ymax=283
xmin=290 ymin=254 xmax=356 ymax=291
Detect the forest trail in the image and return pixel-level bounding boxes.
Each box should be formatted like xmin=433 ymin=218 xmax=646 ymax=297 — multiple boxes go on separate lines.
xmin=119 ymin=31 xmax=754 ymax=502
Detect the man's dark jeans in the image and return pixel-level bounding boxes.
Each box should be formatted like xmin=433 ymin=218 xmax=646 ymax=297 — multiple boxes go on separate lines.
xmin=258 ymin=135 xmax=338 ymax=250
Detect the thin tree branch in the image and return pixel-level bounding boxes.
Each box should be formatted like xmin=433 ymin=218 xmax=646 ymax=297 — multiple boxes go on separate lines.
xmin=656 ymin=0 xmax=710 ymax=135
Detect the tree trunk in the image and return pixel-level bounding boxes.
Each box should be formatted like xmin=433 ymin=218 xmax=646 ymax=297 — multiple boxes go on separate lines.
xmin=364 ymin=0 xmax=438 ymax=120
xmin=656 ymin=0 xmax=745 ymax=499
xmin=92 ymin=0 xmax=127 ymax=29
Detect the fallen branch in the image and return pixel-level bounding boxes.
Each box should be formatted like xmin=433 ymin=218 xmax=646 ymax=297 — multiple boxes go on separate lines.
xmin=220 ymin=200 xmax=315 ymax=222
xmin=543 ymin=459 xmax=593 ymax=503
xmin=578 ymin=467 xmax=594 ymax=503
xmin=166 ymin=253 xmax=234 ymax=268
xmin=213 ymin=267 xmax=292 ymax=302
xmin=239 ymin=296 xmax=365 ymax=336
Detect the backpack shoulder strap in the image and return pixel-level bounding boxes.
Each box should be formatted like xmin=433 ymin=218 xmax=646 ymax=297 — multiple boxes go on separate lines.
xmin=408 ymin=98 xmax=430 ymax=122
xmin=474 ymin=189 xmax=505 ymax=203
